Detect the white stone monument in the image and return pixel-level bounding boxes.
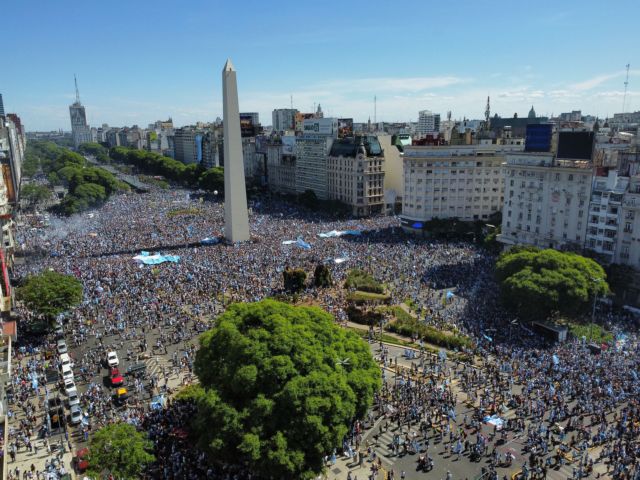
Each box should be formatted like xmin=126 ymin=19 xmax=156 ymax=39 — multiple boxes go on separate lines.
xmin=222 ymin=59 xmax=250 ymax=243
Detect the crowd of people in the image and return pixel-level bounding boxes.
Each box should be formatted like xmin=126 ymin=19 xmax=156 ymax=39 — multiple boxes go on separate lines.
xmin=6 ymin=183 xmax=640 ymax=479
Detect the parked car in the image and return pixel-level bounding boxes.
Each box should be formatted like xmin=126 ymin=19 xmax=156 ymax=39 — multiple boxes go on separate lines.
xmin=73 ymin=448 xmax=90 ymax=473
xmin=59 ymin=353 xmax=74 ymax=369
xmin=64 ymin=378 xmax=76 ymax=396
xmin=70 ymin=404 xmax=82 ymax=424
xmin=126 ymin=362 xmax=146 ymax=377
xmin=110 ymin=368 xmax=124 ymax=387
xmin=57 ymin=340 xmax=68 ymax=354
xmin=67 ymin=387 xmax=80 ymax=408
xmin=61 ymin=364 xmax=74 ymax=382
xmin=106 ymin=351 xmax=119 ymax=367
xmin=54 ymin=324 xmax=64 ymax=339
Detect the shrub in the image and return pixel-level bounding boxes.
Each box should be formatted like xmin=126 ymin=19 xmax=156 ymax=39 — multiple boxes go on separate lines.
xmin=344 ymin=269 xmax=384 ymax=294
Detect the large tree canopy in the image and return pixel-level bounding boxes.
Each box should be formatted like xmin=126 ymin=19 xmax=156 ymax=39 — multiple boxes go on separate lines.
xmin=17 ymin=270 xmax=83 ymax=320
xmin=495 ymin=247 xmax=609 ymax=320
xmin=86 ymin=422 xmax=155 ymax=479
xmin=191 ymin=299 xmax=380 ymax=479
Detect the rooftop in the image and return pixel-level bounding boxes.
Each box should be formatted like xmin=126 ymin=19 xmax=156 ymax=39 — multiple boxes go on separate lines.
xmin=329 ymin=135 xmax=382 ymax=157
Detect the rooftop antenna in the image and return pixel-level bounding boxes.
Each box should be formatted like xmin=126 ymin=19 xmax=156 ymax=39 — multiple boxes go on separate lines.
xmin=485 ymin=95 xmax=491 ymax=129
xmin=374 ymin=95 xmax=377 ymax=125
xmin=622 ymin=63 xmax=631 ymax=114
xmin=74 ymin=74 xmax=80 ymax=103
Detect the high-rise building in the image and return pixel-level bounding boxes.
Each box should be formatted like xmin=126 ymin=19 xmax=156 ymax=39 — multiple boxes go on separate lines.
xmin=0 ymin=94 xmax=4 ymax=116
xmin=295 ymin=118 xmax=338 ymax=199
xmin=69 ymin=76 xmax=91 ymax=148
xmin=417 ymin=110 xmax=441 ymax=136
xmin=272 ymin=108 xmax=298 ymax=132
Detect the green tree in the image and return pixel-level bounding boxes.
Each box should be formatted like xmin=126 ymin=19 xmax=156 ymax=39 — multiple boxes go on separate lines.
xmin=86 ymin=422 xmax=155 ymax=479
xmin=496 ymin=247 xmax=609 ymax=320
xmin=17 ymin=270 xmax=83 ymax=320
xmin=22 ymin=152 xmax=41 ymax=177
xmin=21 ymin=184 xmax=51 ymax=206
xmin=73 ymin=182 xmax=107 ymax=206
xmin=283 ymin=268 xmax=306 ymax=292
xmin=198 ymin=167 xmax=224 ymax=193
xmin=190 ymin=300 xmax=380 ymax=479
xmin=313 ymin=263 xmax=333 ymax=288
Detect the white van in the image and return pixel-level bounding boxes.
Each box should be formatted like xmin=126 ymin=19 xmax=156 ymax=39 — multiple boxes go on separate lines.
xmin=61 ymin=364 xmax=74 ymax=382
xmin=59 ymin=353 xmax=73 ymax=369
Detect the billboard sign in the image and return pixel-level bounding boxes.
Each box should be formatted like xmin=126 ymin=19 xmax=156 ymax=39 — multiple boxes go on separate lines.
xmin=525 ymin=124 xmax=552 ymax=152
xmin=338 ymin=118 xmax=354 ymax=138
xmin=281 ymin=136 xmax=296 ymax=155
xmin=302 ymin=118 xmax=338 ymax=136
xmin=240 ymin=114 xmax=256 ymax=137
xmin=557 ymin=131 xmax=595 ymax=160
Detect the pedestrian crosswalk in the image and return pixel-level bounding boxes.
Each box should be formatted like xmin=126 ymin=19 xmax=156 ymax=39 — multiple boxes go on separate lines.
xmin=143 ymin=356 xmax=170 ymax=379
xmin=369 ymin=425 xmax=423 ymax=461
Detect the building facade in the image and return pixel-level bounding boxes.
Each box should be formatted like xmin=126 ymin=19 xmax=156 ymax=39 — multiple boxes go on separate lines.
xmin=401 ymin=144 xmax=521 ymax=230
xmin=272 ymin=108 xmax=297 ymax=132
xmin=416 ymin=110 xmax=441 ymax=136
xmin=69 ymin=101 xmax=91 ymax=148
xmin=585 ymin=171 xmax=628 ymax=262
xmin=498 ymin=153 xmax=592 ymax=249
xmin=327 ymin=136 xmax=385 ymax=217
xmin=295 ymin=118 xmax=338 ymax=199
xmin=266 ymin=138 xmax=297 ymax=195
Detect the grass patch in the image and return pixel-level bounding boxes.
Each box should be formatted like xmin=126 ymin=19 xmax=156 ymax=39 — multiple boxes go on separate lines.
xmin=567 ymin=322 xmax=614 ymax=343
xmin=346 ymin=327 xmax=416 ymax=348
xmin=345 ymin=269 xmax=384 ymax=294
xmin=347 ymin=291 xmax=391 ymax=304
xmin=168 ymin=207 xmax=202 ymax=217
xmin=385 ymin=317 xmax=473 ymax=351
xmin=404 ymin=298 xmax=418 ymax=311
xmin=389 ymin=305 xmax=414 ymax=323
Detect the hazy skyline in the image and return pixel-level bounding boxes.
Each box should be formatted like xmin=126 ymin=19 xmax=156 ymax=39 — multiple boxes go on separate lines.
xmin=2 ymin=0 xmax=639 ymax=131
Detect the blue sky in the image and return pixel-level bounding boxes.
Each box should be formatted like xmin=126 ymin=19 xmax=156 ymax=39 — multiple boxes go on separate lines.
xmin=2 ymin=0 xmax=639 ymax=131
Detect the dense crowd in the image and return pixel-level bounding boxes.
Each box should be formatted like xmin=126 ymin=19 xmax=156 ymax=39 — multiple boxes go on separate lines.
xmin=7 ymin=185 xmax=640 ymax=479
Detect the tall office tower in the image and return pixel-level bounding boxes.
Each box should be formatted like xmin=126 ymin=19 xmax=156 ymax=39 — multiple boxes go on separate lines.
xmin=417 ymin=110 xmax=441 ymax=136
xmin=272 ymin=108 xmax=298 ymax=132
xmin=0 ymin=94 xmax=4 ymax=116
xmin=69 ymin=76 xmax=91 ymax=148
xmin=222 ymin=59 xmax=250 ymax=243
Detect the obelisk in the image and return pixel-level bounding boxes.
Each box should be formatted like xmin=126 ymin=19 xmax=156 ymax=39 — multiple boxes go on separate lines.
xmin=222 ymin=58 xmax=250 ymax=243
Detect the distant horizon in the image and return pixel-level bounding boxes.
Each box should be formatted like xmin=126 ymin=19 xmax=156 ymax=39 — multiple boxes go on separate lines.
xmin=2 ymin=0 xmax=638 ymax=131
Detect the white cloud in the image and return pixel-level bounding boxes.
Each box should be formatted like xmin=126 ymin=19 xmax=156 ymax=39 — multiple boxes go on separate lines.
xmin=312 ymin=76 xmax=469 ymax=93
xmin=570 ymin=69 xmax=640 ymax=91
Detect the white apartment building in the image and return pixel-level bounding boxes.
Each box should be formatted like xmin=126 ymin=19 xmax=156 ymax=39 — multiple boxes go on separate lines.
xmin=585 ymin=171 xmax=628 ymax=262
xmin=618 ymin=175 xmax=640 ymax=267
xmin=401 ymin=144 xmax=522 ymax=229
xmin=327 ymin=137 xmax=385 ymax=217
xmin=416 ymin=110 xmax=440 ymax=136
xmin=498 ymin=153 xmax=592 ymax=250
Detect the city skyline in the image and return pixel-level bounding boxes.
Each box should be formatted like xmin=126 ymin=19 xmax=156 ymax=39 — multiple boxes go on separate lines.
xmin=1 ymin=0 xmax=639 ymax=130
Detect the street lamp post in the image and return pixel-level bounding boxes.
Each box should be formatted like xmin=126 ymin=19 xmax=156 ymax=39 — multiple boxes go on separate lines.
xmin=589 ymin=277 xmax=601 ymax=344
